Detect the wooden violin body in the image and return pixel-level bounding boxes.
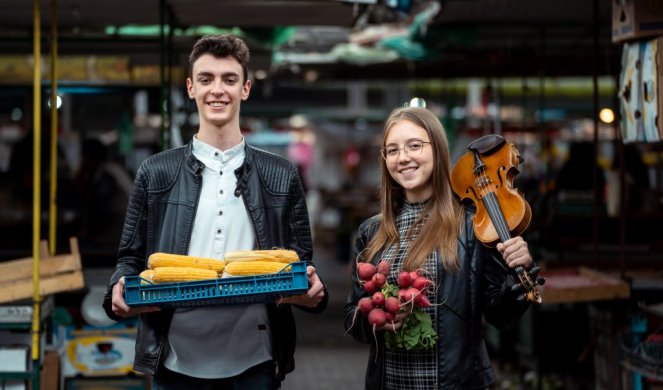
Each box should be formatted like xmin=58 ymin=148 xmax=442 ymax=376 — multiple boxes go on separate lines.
xmin=451 ymin=134 xmax=542 ymax=303
xmin=450 ymin=135 xmax=532 ymax=246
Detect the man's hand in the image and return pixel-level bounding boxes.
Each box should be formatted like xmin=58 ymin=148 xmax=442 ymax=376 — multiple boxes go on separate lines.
xmin=277 ymin=266 xmax=325 ymax=308
xmin=496 ymin=236 xmax=533 ymax=270
xmin=111 ymin=276 xmax=161 ymax=318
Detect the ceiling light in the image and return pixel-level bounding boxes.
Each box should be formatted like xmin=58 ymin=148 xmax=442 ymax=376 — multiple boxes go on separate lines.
xmin=255 ymin=70 xmax=268 ymax=80
xmin=304 ymin=70 xmax=318 ymax=83
xmin=47 ymin=95 xmax=63 ymax=109
xmin=599 ymin=108 xmax=614 ymax=124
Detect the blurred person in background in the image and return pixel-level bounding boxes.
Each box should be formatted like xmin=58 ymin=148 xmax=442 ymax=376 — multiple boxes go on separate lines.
xmin=103 ymin=34 xmax=327 ymax=389
xmin=75 ymin=138 xmax=133 ymax=247
xmin=344 ymin=106 xmax=533 ymax=389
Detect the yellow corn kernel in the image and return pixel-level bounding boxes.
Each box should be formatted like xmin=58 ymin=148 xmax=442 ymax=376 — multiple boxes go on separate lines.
xmin=139 ymin=269 xmax=155 ymax=284
xmin=223 ymin=249 xmax=299 ymax=264
xmin=151 ymin=267 xmax=218 ymax=284
xmin=148 ymin=252 xmax=225 ymax=273
xmin=224 ymin=261 xmax=291 ymax=277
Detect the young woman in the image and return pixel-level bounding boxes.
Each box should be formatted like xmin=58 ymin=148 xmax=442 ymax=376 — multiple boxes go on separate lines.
xmin=343 ymin=106 xmax=533 ymax=389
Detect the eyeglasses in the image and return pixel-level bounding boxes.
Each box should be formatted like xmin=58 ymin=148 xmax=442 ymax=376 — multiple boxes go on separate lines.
xmin=381 ymin=140 xmax=431 ymax=161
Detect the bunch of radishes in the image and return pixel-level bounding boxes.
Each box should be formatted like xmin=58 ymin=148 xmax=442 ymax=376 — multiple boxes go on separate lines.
xmin=355 ymin=260 xmax=433 ymax=330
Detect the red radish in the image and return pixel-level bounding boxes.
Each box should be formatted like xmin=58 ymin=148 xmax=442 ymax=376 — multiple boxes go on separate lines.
xmin=412 ymin=277 xmax=432 ymax=291
xmin=368 ymin=308 xmax=387 ymax=328
xmin=397 ymin=289 xmax=408 ymax=303
xmin=371 ymin=273 xmax=386 ymax=288
xmin=409 ymin=271 xmax=420 ymax=282
xmin=377 ymin=260 xmax=391 ymax=276
xmin=384 ymin=311 xmax=395 ymax=322
xmin=358 ymin=297 xmax=374 ymax=314
xmin=414 ymin=292 xmax=431 ymax=308
xmin=372 ymin=291 xmax=386 ymax=306
xmin=357 ymin=262 xmax=377 ymax=281
xmin=397 ymin=271 xmax=411 ymax=288
xmin=363 ymin=280 xmax=377 ymax=293
xmin=404 ymin=287 xmax=420 ymax=303
xmin=384 ymin=296 xmax=400 ymax=313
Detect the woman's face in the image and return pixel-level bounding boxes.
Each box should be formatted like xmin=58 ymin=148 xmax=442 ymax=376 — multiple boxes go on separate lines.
xmin=383 ymin=120 xmax=434 ymax=202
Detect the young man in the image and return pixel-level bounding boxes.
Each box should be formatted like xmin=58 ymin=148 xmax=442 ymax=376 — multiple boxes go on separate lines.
xmin=103 ymin=34 xmax=327 ymax=389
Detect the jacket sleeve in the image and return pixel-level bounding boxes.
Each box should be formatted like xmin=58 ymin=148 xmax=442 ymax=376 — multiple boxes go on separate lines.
xmin=343 ymin=216 xmax=380 ymax=344
xmin=102 ymin=164 xmax=150 ymax=321
xmin=481 ymin=240 xmax=531 ymax=330
xmin=287 ymin=167 xmax=328 ymax=314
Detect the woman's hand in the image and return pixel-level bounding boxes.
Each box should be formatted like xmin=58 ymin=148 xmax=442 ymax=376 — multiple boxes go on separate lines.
xmin=496 ymin=236 xmax=533 ymax=270
xmin=379 ymin=303 xmax=414 ymax=332
xmin=111 ymin=276 xmax=161 ymax=318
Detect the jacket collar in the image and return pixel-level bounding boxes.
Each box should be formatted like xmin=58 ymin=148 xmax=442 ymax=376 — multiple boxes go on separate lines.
xmin=184 ymin=142 xmax=205 ymax=176
xmin=234 ymin=143 xmax=255 ymax=195
xmin=183 ymin=139 xmax=255 ymax=190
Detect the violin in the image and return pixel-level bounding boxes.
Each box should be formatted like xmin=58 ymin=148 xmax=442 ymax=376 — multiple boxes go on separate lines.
xmin=450 ymin=134 xmax=544 ymax=303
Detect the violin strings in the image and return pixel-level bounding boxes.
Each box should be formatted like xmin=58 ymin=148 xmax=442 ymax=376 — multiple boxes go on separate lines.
xmin=476 ymin=169 xmax=511 ymax=241
xmin=473 ymin=156 xmax=539 ymax=301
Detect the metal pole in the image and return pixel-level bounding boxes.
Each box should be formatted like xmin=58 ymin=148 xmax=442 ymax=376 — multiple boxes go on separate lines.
xmin=49 ymin=0 xmax=58 ymax=256
xmin=592 ymin=0 xmax=600 ymax=264
xmin=31 ymin=1 xmax=42 ymax=389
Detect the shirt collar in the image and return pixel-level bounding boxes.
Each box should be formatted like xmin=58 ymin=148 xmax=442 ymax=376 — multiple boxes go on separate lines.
xmin=192 ymin=135 xmax=245 ymax=163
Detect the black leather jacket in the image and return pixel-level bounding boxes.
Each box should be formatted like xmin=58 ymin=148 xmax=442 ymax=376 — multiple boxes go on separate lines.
xmin=343 ymin=208 xmax=530 ymax=389
xmin=103 ymin=141 xmax=328 ymax=380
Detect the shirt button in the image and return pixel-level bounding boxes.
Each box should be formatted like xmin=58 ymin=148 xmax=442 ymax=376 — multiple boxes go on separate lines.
xmin=219 ymin=171 xmax=223 ymax=175
xmin=218 ymin=211 xmax=223 ymax=216
xmin=219 ymin=189 xmax=224 ymax=195
xmin=214 ymin=152 xmax=219 ymax=157
xmin=216 ymin=229 xmax=221 ymax=234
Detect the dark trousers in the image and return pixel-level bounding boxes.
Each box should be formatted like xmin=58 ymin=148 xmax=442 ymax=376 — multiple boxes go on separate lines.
xmin=152 ymin=360 xmax=279 ymax=390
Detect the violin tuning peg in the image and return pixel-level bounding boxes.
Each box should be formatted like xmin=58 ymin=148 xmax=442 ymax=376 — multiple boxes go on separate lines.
xmin=530 ymin=266 xmax=540 ymax=276
xmin=516 ymin=294 xmax=526 ymax=301
xmin=511 ymin=283 xmax=522 ymax=292
xmin=536 ymin=277 xmax=546 ymax=286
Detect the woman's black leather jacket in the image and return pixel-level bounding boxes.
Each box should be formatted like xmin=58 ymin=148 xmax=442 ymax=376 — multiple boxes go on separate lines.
xmin=343 ymin=208 xmax=530 ymax=389
xmin=103 ymin=141 xmax=328 ymax=380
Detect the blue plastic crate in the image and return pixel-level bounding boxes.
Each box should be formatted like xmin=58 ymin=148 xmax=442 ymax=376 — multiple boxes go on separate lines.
xmin=124 ymin=261 xmax=309 ymax=307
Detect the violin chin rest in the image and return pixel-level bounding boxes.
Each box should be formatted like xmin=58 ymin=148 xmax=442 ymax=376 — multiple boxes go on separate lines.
xmin=468 ymin=134 xmax=506 ymax=155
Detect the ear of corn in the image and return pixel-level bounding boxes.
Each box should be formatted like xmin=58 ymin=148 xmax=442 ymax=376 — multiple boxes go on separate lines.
xmin=224 ymin=261 xmax=291 ymax=277
xmin=151 ymin=267 xmax=218 ymax=284
xmin=139 ymin=269 xmax=155 ymax=284
xmin=223 ymin=249 xmax=299 ymax=264
xmin=148 ymin=252 xmax=225 ymax=273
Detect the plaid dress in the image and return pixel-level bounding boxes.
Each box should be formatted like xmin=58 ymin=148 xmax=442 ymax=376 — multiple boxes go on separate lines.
xmin=381 ymin=199 xmax=439 ymax=389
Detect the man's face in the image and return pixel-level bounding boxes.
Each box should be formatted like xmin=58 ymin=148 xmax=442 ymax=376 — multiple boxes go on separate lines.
xmin=186 ymin=54 xmax=251 ymax=129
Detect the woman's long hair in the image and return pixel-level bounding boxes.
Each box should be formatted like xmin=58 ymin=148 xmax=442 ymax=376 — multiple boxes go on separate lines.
xmin=363 ymin=107 xmax=464 ymax=272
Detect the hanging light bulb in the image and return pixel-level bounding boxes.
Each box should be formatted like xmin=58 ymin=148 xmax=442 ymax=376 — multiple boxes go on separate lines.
xmin=599 ymin=108 xmax=614 ymax=124
xmin=407 ymin=97 xmax=426 ymax=108
xmin=47 ymin=94 xmax=63 ymax=109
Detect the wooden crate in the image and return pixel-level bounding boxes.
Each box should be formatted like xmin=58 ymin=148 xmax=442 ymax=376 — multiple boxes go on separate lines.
xmin=0 ymin=237 xmax=85 ymax=304
xmin=541 ymin=266 xmax=630 ymax=305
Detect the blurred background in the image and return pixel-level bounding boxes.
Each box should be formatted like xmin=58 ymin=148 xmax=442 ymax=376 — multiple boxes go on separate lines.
xmin=0 ymin=0 xmax=662 ymax=389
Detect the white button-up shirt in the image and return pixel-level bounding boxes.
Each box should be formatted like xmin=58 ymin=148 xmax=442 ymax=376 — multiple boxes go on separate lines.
xmin=188 ymin=136 xmax=255 ymax=258
xmin=164 ymin=136 xmax=272 ymax=379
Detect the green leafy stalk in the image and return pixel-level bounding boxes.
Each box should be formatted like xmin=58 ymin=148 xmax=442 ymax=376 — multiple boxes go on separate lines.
xmin=382 ymin=282 xmax=438 ymax=351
